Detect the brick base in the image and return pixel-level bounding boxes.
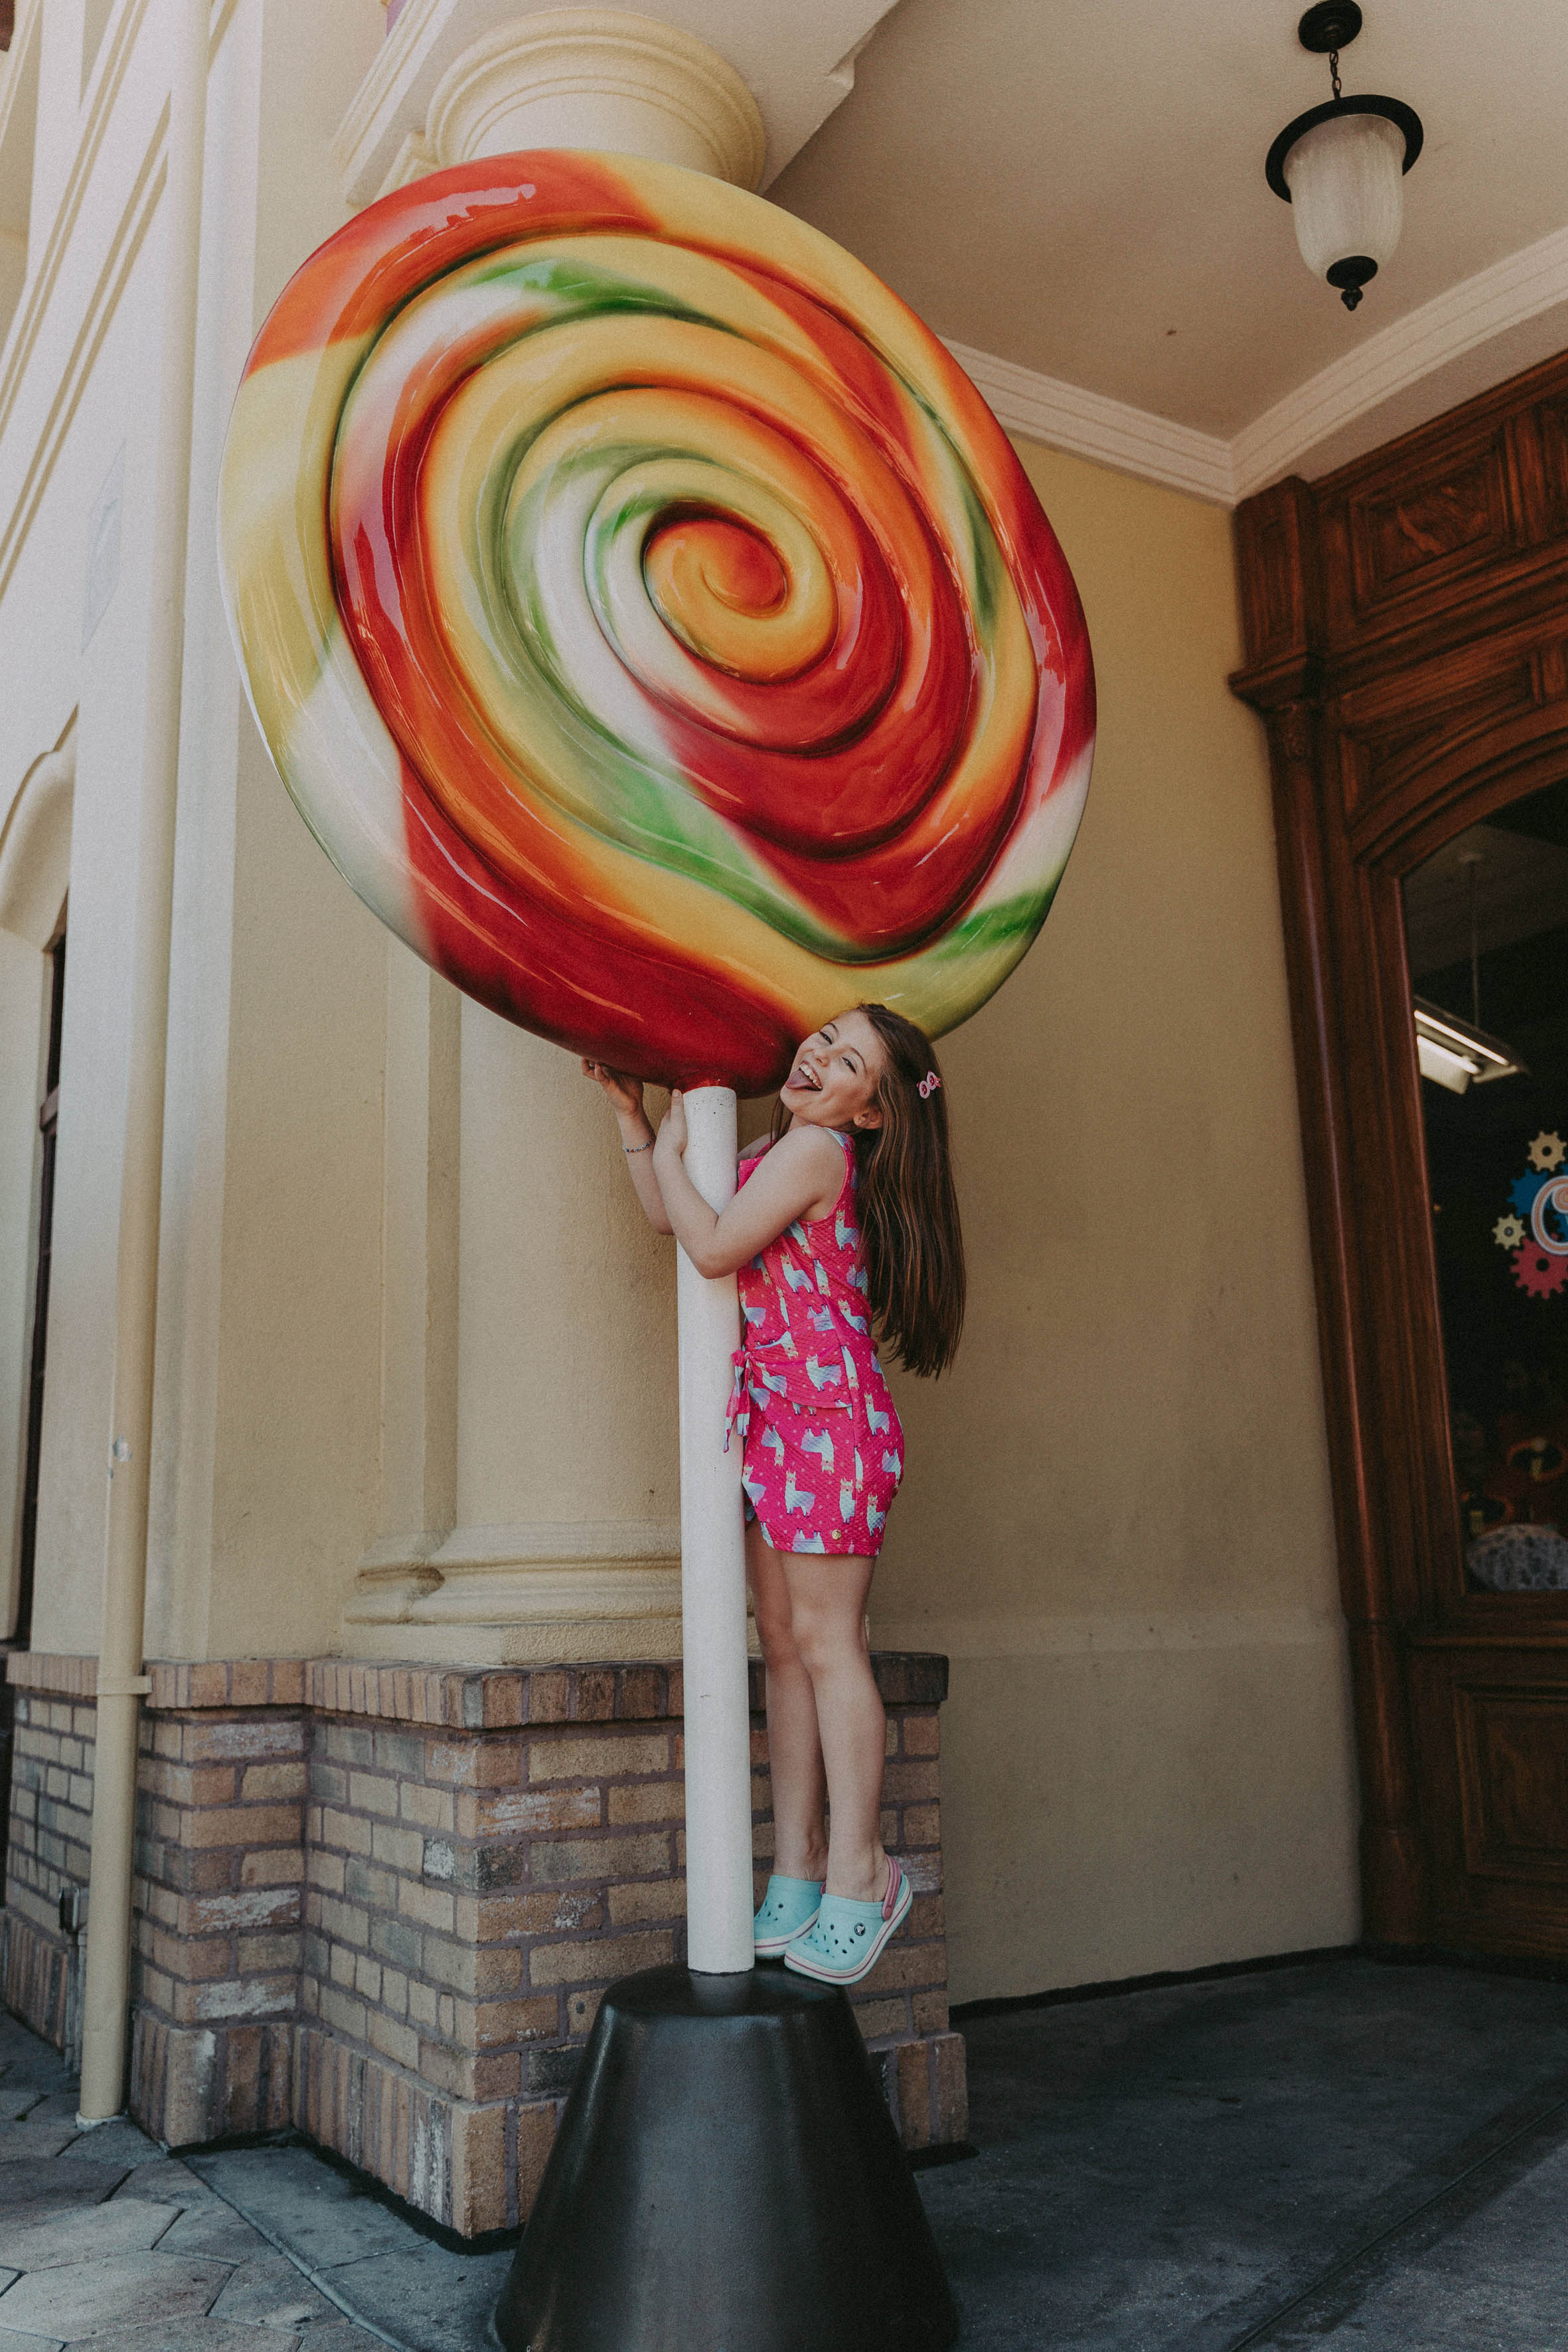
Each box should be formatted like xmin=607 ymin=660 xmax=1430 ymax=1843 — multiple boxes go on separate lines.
xmin=1 ymin=1674 xmax=97 ymax=2069
xmin=1 ymin=1909 xmax=74 ymax=2055
xmin=6 ymin=1650 xmax=965 ymax=2232
xmin=127 ymin=2012 xmax=293 ymax=2148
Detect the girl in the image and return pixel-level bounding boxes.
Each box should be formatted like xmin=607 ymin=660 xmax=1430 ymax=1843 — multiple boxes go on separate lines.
xmin=585 ymin=1004 xmax=963 ymax=1986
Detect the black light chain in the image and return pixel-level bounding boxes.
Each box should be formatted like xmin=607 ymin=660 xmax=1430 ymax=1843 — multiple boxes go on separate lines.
xmin=1328 ymin=46 xmax=1343 ymax=99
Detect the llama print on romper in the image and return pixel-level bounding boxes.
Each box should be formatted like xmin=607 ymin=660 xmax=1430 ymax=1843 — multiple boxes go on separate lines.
xmin=726 ymin=1130 xmax=903 ymax=1557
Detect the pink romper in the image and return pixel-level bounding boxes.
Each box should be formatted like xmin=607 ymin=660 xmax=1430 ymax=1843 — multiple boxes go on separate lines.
xmin=726 ymin=1131 xmax=904 ymax=1556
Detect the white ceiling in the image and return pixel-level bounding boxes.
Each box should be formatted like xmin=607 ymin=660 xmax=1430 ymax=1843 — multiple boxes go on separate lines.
xmin=769 ymin=0 xmax=1568 ymax=494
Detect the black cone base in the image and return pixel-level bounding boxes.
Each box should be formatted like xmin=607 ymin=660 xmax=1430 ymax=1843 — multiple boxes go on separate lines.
xmin=493 ymin=1963 xmax=959 ymax=2352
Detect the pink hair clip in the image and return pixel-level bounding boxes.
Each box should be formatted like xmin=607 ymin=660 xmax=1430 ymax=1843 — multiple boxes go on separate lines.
xmin=917 ymin=1070 xmax=941 ymax=1099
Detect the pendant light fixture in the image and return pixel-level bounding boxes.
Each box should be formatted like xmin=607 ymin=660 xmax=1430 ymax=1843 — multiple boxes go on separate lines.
xmin=1266 ymin=3 xmax=1423 ymax=312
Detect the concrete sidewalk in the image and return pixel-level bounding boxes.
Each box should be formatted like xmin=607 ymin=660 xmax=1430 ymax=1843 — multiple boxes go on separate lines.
xmin=930 ymin=1952 xmax=1568 ymax=2349
xmin=0 ymin=1952 xmax=1565 ymax=2347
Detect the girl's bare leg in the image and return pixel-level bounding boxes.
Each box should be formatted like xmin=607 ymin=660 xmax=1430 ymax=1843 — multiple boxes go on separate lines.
xmin=747 ymin=1520 xmax=828 ymax=1882
xmin=781 ymin=1549 xmax=887 ymax=1903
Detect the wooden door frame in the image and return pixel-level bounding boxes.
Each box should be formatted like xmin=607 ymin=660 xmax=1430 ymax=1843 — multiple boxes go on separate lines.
xmin=1231 ymin=349 xmax=1568 ymax=1946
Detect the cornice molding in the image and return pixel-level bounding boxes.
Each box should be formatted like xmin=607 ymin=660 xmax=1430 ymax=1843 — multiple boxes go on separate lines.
xmin=951 ymin=217 xmax=1568 ymax=512
xmin=1230 ymin=220 xmax=1568 ymax=500
xmin=943 ymin=337 xmax=1233 ymax=506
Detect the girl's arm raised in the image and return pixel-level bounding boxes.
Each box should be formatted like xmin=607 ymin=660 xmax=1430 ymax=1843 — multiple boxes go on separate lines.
xmin=582 ymin=1061 xmax=674 ymax=1234
xmin=654 ymin=1093 xmax=842 ymax=1276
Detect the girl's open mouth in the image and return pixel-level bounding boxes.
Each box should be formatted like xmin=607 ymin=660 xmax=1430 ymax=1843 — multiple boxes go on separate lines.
xmin=787 ymin=1065 xmax=821 ymax=1093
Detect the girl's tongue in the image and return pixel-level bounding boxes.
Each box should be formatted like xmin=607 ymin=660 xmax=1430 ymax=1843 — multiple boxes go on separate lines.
xmin=789 ymin=1064 xmax=819 ymax=1092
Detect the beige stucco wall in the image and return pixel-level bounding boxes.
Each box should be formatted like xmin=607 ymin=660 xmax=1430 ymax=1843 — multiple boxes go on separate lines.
xmin=868 ymin=437 xmax=1360 ymax=1997
xmin=0 ymin=0 xmax=1359 ymax=1996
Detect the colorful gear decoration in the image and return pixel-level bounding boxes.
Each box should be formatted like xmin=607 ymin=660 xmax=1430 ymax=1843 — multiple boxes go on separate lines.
xmin=1511 ymin=1171 xmax=1551 ymax=1219
xmin=1528 ymin=1131 xmax=1567 ymax=1172
xmin=1493 ymin=1214 xmax=1526 ymax=1248
xmin=1512 ymin=1240 xmax=1568 ymax=1299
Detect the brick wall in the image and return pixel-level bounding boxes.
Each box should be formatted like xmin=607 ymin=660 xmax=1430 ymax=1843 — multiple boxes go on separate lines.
xmin=5 ymin=1650 xmax=965 ymax=2235
xmin=1 ymin=1662 xmax=98 ymax=2061
xmin=129 ymin=1660 xmax=307 ymax=2148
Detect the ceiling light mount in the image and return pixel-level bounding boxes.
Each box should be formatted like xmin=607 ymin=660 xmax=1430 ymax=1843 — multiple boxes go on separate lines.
xmin=1267 ymin=3 xmax=1423 ymax=313
xmin=1296 ymin=3 xmax=1364 ymax=59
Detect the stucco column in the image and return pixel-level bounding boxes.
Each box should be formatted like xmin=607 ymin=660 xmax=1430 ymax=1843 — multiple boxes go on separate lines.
xmin=343 ymin=10 xmax=765 ymax=1662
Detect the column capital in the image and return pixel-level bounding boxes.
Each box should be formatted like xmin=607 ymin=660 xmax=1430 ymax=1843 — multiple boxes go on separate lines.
xmin=428 ymin=10 xmax=763 ymax=189
xmin=334 ymin=0 xmax=900 ymax=207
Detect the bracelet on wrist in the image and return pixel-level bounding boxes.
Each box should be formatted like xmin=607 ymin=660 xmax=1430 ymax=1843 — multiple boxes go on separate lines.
xmin=623 ymin=1136 xmax=653 ymax=1154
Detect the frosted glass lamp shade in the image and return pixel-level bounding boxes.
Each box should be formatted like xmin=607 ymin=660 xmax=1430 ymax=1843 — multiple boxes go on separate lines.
xmin=1267 ymin=86 xmax=1423 ymax=312
xmin=1285 ymin=111 xmax=1404 ymax=293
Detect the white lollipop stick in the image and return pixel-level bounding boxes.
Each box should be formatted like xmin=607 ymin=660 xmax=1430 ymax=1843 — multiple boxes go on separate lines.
xmin=676 ymin=1083 xmax=755 ymax=1974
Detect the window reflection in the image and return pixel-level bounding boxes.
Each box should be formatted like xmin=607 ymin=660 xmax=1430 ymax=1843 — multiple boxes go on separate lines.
xmin=1403 ymin=777 xmax=1568 ymax=1593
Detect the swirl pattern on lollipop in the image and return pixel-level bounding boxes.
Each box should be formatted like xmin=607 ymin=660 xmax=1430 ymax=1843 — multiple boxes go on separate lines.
xmin=219 ymin=151 xmax=1094 ymax=1093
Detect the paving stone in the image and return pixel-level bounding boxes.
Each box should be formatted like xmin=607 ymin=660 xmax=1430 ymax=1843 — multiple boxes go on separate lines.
xmin=0 ymin=2199 xmax=177 ymax=2274
xmin=7 ymin=2102 xmax=81 ymax=2130
xmin=0 ymin=2251 xmax=231 ymax=2341
xmin=0 ymin=2126 xmax=79 ymax=2164
xmin=0 ymin=2161 xmax=131 ymax=2214
xmin=64 ymin=2324 xmax=302 ymax=2352
xmin=110 ymin=2157 xmax=224 ymax=2209
xmin=155 ymin=2206 xmax=271 ymax=2263
xmin=189 ymin=2149 xmax=419 ymax=2270
xmin=323 ymin=2243 xmax=515 ymax=2352
xmin=0 ymin=2075 xmax=67 ymax=2114
xmin=56 ymin=2125 xmax=151 ymax=2174
xmin=293 ymin=2326 xmax=390 ymax=2352
xmin=208 ymin=2252 xmax=340 ymax=2330
xmin=0 ymin=2327 xmax=64 ymax=2351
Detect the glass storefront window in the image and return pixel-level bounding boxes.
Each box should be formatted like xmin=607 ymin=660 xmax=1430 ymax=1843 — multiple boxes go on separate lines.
xmin=1403 ymin=777 xmax=1568 ymax=1594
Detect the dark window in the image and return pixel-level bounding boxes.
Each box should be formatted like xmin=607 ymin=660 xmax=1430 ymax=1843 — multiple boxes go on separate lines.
xmin=1403 ymin=784 xmax=1568 ymax=1594
xmin=14 ymin=930 xmax=64 ymax=1649
xmin=1 ymin=931 xmax=64 ymax=1901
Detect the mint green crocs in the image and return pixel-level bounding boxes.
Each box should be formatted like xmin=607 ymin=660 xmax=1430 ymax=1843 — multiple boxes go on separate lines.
xmin=753 ymin=1873 xmax=824 ymax=1957
xmin=783 ymin=1857 xmax=911 ymax=1986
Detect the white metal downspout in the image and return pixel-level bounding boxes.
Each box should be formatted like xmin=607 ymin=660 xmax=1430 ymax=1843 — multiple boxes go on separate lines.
xmin=77 ymin=0 xmax=211 ymax=2125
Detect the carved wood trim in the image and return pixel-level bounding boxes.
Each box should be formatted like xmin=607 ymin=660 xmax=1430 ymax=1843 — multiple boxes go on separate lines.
xmin=1232 ymin=345 xmax=1568 ymax=1955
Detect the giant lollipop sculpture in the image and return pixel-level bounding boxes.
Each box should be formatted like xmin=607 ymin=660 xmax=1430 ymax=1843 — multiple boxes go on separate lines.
xmin=220 ymin=149 xmax=1093 ymax=2352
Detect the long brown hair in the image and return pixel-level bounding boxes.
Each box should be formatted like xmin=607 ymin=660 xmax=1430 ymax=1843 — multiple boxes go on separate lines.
xmin=773 ymin=1003 xmax=965 ymax=1377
